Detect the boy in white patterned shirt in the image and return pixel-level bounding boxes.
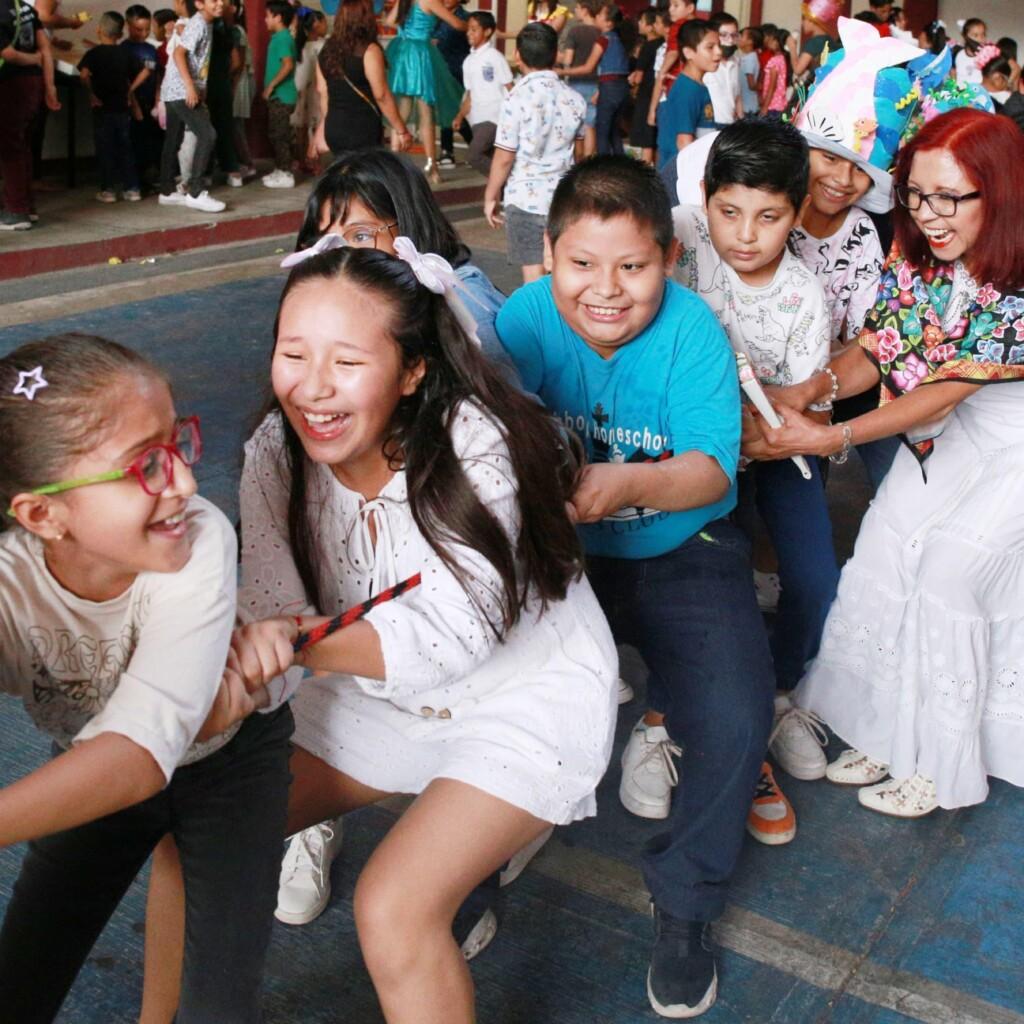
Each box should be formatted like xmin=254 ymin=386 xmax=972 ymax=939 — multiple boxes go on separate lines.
xmin=483 ymin=21 xmax=584 ymax=283
xmin=671 ymin=117 xmax=839 ymax=848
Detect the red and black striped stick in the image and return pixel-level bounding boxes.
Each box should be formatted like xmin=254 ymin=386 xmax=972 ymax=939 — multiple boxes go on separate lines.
xmin=292 ymin=572 xmax=422 ymax=654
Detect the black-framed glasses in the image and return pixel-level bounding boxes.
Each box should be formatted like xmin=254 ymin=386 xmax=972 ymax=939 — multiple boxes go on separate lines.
xmin=895 ymin=185 xmax=982 ymax=217
xmin=335 ymin=222 xmax=399 ymax=249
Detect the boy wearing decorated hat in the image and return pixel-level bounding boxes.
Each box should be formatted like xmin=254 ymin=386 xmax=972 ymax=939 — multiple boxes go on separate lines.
xmin=787 ymin=16 xmax=923 ymax=494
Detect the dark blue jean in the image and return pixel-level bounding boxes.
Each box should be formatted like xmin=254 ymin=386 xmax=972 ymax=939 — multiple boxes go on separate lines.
xmin=595 ymin=77 xmax=629 ymax=155
xmin=94 ymin=109 xmax=139 ymax=192
xmin=587 ymin=519 xmax=774 ymax=921
xmin=739 ymin=458 xmax=840 ymax=690
xmin=0 ymin=706 xmax=294 ymax=1024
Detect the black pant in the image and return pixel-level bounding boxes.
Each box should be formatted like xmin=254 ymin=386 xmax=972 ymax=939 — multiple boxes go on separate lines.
xmin=94 ymin=109 xmax=139 ymax=191
xmin=160 ymin=99 xmax=217 ymax=197
xmin=129 ymin=108 xmax=165 ymax=185
xmin=0 ymin=706 xmax=294 ymax=1024
xmin=207 ymin=84 xmax=239 ymax=174
xmin=439 ymin=120 xmax=472 ymax=156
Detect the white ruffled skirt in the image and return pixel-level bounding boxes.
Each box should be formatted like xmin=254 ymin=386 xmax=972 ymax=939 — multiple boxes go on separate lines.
xmin=796 ymin=401 xmax=1024 ymax=809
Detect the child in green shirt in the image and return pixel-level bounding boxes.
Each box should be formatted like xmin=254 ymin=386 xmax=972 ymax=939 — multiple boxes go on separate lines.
xmin=262 ymin=0 xmax=296 ymax=187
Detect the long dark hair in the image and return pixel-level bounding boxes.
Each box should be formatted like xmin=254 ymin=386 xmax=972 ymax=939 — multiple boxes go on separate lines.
xmin=298 ymin=150 xmax=471 ymax=266
xmin=267 ymin=248 xmax=584 ymax=634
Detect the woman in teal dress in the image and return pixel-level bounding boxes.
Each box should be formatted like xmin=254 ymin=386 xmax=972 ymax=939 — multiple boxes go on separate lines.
xmin=385 ymin=0 xmax=467 ymax=182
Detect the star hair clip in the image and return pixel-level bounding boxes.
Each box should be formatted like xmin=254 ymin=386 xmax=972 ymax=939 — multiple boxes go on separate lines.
xmin=12 ymin=366 xmax=48 ymax=401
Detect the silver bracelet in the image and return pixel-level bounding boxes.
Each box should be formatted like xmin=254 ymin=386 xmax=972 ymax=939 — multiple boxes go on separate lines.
xmin=828 ymin=423 xmax=853 ymax=465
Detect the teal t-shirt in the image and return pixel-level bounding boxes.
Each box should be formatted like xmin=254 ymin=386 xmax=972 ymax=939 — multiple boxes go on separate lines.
xmin=264 ymin=27 xmax=297 ymax=103
xmin=496 ymin=277 xmax=740 ymax=560
xmin=656 ymin=74 xmax=715 ymax=169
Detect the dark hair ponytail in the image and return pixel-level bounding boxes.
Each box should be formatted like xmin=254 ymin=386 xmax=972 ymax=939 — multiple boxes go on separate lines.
xmin=268 ymin=249 xmax=584 ymax=633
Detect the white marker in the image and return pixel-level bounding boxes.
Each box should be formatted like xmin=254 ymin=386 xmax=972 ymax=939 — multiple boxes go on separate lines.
xmin=736 ymin=353 xmax=812 ymax=480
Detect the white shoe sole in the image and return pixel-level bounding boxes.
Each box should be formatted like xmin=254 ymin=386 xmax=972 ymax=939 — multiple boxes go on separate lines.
xmin=619 ymin=782 xmax=670 ymax=820
xmin=459 ymin=907 xmax=498 ymax=961
xmin=770 ymin=756 xmax=827 ymax=782
xmin=746 ymin=821 xmax=796 ymax=845
xmin=274 ymin=886 xmax=331 ymax=926
xmin=617 ymin=677 xmax=635 ymax=705
xmin=646 ymin=966 xmax=718 ymax=1018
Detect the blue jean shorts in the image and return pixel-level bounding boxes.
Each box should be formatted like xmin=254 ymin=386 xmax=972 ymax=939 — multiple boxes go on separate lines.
xmin=568 ymin=80 xmax=598 ymax=128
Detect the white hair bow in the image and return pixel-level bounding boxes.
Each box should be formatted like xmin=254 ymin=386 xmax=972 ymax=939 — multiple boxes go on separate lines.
xmin=280 ymin=232 xmax=347 ymax=268
xmin=393 ymin=236 xmax=483 ymax=349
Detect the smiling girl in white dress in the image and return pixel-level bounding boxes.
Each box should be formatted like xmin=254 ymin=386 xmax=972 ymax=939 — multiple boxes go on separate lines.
xmin=232 ymin=240 xmax=618 ymax=1022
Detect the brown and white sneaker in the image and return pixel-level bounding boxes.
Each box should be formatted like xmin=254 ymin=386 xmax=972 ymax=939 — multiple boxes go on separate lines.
xmin=825 ymin=748 xmax=889 ymax=786
xmin=858 ymin=774 xmax=939 ymax=818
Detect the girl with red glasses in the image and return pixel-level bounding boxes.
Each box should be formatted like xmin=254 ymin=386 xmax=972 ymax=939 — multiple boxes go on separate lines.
xmin=0 ymin=333 xmax=293 ymax=1023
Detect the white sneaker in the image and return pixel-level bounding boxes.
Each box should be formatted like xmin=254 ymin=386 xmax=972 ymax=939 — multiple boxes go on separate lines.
xmin=768 ymin=694 xmax=828 ymax=780
xmin=227 ymin=172 xmax=244 ymax=187
xmin=123 ymin=189 xmax=142 ymax=202
xmin=753 ymin=570 xmax=781 ymax=612
xmin=858 ymin=774 xmax=938 ymax=818
xmin=826 ymin=748 xmax=890 ymax=786
xmin=262 ymin=169 xmax=295 ymax=189
xmin=184 ymin=190 xmax=226 ymax=213
xmin=275 ymin=819 xmax=345 ymax=925
xmin=619 ymin=717 xmax=681 ymax=820
xmin=158 ymin=190 xmax=186 ymax=206
xmin=499 ymin=826 xmax=553 ymax=887
xmin=617 ymin=676 xmax=635 ymax=705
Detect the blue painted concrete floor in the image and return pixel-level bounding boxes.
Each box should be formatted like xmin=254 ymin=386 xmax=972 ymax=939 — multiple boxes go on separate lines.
xmin=2 ymin=262 xmax=1023 ymax=1023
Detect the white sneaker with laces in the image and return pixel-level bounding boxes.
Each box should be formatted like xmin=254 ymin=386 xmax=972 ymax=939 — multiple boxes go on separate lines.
xmin=858 ymin=774 xmax=938 ymax=818
xmin=158 ymin=190 xmax=187 ymax=206
xmin=617 ymin=676 xmax=635 ymax=705
xmin=826 ymin=748 xmax=889 ymax=786
xmin=769 ymin=694 xmax=828 ymax=780
xmin=275 ymin=819 xmax=345 ymax=925
xmin=227 ymin=172 xmax=244 ymax=187
xmin=185 ymin=190 xmax=226 ymax=213
xmin=753 ymin=570 xmax=781 ymax=612
xmin=619 ymin=717 xmax=681 ymax=820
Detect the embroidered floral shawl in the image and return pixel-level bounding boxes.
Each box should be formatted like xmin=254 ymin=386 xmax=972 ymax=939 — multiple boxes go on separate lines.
xmin=859 ymin=244 xmax=1024 ymax=464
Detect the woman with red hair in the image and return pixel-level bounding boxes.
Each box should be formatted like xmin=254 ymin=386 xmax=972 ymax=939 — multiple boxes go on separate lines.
xmin=746 ymin=108 xmax=1024 ymax=817
xmin=313 ymin=0 xmax=412 ymax=157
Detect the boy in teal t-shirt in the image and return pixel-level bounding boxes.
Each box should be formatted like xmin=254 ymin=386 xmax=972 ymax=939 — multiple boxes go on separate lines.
xmin=496 ymin=154 xmax=773 ymax=1021
xmin=262 ymin=0 xmax=297 ymax=187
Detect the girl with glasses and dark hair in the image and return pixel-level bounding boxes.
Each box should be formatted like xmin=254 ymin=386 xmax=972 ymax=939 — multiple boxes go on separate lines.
xmin=748 ymin=108 xmax=1024 ymax=819
xmin=297 ymin=149 xmax=508 ymax=364
xmin=0 ymin=333 xmax=294 ymax=1022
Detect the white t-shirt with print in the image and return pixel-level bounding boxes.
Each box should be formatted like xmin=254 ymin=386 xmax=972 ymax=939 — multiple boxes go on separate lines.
xmin=0 ymin=496 xmax=237 ymax=783
xmin=788 ymin=207 xmax=884 ymax=349
xmin=160 ymin=12 xmax=212 ymax=101
xmin=673 ymin=203 xmax=831 ymax=396
xmin=495 ymin=69 xmax=585 ymax=215
xmin=462 ymin=43 xmax=513 ymax=126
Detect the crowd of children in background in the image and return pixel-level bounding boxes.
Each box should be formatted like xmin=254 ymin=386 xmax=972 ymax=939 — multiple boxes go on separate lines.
xmin=2 ymin=0 xmax=1022 ymax=228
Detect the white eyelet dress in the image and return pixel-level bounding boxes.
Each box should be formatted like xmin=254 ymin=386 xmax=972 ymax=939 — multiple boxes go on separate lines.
xmin=239 ymin=405 xmax=619 ymax=825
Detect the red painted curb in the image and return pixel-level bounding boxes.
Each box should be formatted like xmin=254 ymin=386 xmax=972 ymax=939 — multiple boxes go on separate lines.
xmin=0 ymin=183 xmax=485 ymax=282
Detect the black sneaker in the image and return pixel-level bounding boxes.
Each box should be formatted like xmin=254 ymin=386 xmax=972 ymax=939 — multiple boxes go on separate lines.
xmin=647 ymin=907 xmax=718 ymax=1018
xmin=437 ymin=151 xmax=456 ymax=168
xmin=451 ymin=869 xmax=500 ymax=960
xmin=0 ymin=210 xmax=32 ymax=231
